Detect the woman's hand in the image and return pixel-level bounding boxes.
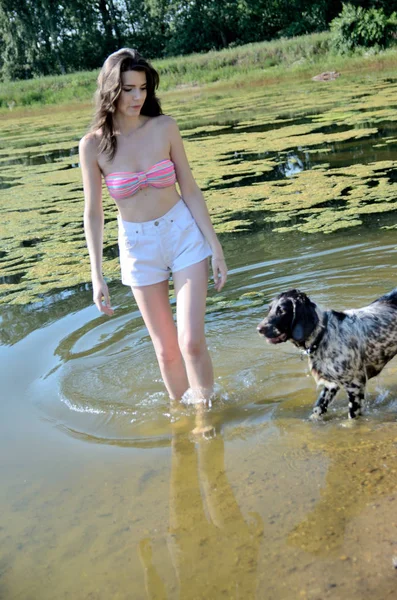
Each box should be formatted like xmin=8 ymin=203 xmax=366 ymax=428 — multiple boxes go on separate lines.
xmin=92 ymin=277 xmax=114 ymax=316
xmin=211 ymin=255 xmax=228 ymax=292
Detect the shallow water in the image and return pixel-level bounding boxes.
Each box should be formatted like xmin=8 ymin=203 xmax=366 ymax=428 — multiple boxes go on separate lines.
xmin=1 ymin=70 xmax=397 ymax=597
xmin=1 ymin=222 xmax=397 ymax=599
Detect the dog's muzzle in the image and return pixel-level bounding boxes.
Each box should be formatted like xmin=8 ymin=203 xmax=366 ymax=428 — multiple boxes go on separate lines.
xmin=257 ymin=324 xmax=288 ymax=344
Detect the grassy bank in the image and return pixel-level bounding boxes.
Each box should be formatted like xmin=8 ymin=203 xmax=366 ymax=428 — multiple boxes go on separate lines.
xmin=1 ymin=31 xmax=396 ymax=111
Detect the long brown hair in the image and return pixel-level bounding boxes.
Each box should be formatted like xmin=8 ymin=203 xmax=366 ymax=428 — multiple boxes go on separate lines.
xmin=91 ymin=48 xmax=162 ymax=161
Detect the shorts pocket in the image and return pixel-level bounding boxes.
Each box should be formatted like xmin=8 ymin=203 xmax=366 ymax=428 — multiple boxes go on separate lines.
xmin=172 ymin=210 xmax=197 ymax=234
xmin=119 ymin=231 xmax=138 ymax=253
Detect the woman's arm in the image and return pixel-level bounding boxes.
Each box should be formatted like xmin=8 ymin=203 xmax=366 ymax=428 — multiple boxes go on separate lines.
xmin=167 ymin=118 xmax=227 ymax=291
xmin=79 ymin=134 xmax=114 ymax=315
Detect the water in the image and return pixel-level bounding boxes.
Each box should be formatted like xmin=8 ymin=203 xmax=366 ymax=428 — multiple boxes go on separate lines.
xmin=1 ymin=73 xmax=397 ymax=598
xmin=1 ymin=224 xmax=397 ymax=599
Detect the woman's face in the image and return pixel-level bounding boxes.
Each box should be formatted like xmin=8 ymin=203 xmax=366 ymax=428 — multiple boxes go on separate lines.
xmin=117 ymin=70 xmax=147 ymax=116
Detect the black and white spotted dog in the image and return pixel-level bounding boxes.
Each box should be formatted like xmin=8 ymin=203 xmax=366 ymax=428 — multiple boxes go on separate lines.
xmin=257 ymin=288 xmax=397 ymax=419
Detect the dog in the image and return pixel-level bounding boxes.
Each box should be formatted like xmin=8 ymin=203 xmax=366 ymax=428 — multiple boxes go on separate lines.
xmin=257 ymin=289 xmax=397 ymax=419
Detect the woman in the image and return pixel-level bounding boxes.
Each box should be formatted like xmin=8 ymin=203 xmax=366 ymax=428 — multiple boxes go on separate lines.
xmin=79 ymin=48 xmax=227 ymax=403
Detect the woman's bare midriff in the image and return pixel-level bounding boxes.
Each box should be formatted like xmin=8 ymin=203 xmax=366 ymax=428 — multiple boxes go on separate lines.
xmin=114 ymin=185 xmax=182 ymax=222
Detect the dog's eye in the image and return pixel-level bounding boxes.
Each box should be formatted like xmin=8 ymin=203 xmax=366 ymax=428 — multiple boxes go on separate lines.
xmin=276 ymin=306 xmax=284 ymax=316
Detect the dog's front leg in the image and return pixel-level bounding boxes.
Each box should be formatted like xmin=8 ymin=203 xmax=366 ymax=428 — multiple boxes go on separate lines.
xmin=344 ymin=381 xmax=365 ymax=419
xmin=310 ymin=384 xmax=339 ymax=420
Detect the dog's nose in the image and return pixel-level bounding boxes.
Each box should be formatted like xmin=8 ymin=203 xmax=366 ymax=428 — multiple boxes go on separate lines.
xmin=257 ymin=325 xmax=266 ymax=335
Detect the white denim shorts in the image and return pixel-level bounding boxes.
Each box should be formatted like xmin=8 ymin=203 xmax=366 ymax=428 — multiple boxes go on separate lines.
xmin=118 ymin=198 xmax=212 ymax=287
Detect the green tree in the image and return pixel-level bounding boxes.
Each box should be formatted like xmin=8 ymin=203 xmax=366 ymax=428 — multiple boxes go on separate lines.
xmin=60 ymin=1 xmax=109 ymax=72
xmin=0 ymin=0 xmax=44 ymax=79
xmin=331 ymin=3 xmax=397 ymax=52
xmin=3 ymin=0 xmax=394 ymax=80
xmin=0 ymin=0 xmax=129 ymax=79
xmin=166 ymin=0 xmax=241 ymax=55
xmin=349 ymin=0 xmax=397 ymax=17
xmin=132 ymin=0 xmax=173 ymax=57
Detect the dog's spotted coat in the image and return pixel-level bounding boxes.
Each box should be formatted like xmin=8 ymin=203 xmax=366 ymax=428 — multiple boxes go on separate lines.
xmin=257 ymin=289 xmax=397 ymax=419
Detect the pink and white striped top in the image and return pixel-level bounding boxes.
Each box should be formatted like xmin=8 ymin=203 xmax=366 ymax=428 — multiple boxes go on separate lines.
xmin=105 ymin=159 xmax=177 ymax=200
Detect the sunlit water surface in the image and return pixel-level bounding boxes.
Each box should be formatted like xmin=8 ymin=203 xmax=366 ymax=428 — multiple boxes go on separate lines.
xmin=1 ymin=223 xmax=397 ymax=599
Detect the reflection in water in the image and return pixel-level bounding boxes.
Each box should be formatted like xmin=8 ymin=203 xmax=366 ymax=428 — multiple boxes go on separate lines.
xmin=139 ymin=416 xmax=263 ymax=599
xmin=0 ymin=177 xmax=22 ymax=190
xmin=287 ymin=422 xmax=397 ymax=557
xmin=183 ymin=115 xmax=314 ymax=140
xmin=219 ymin=119 xmax=397 ymax=182
xmin=0 ymin=146 xmax=79 ymax=168
xmin=0 ymin=272 xmax=26 ymax=285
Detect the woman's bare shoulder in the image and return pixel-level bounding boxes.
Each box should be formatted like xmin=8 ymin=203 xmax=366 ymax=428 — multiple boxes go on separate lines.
xmin=152 ymin=114 xmax=179 ymax=130
xmin=79 ymin=130 xmax=101 ymax=156
xmin=153 ymin=116 xmax=181 ymax=144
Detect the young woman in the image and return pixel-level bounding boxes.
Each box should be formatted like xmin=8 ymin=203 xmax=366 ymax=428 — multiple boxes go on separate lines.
xmin=79 ymin=48 xmax=227 ymax=403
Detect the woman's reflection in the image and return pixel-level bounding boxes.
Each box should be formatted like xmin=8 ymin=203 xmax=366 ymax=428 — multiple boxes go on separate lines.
xmin=139 ymin=408 xmax=263 ymax=599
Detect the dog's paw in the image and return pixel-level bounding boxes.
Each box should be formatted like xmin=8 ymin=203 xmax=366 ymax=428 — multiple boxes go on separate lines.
xmin=309 ymin=407 xmax=324 ymax=421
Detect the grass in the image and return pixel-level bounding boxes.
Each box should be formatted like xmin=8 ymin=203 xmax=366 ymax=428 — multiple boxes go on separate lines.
xmin=1 ymin=31 xmax=396 ymax=111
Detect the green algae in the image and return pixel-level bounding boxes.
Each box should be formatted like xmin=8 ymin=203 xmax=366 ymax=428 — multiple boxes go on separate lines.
xmin=1 ymin=72 xmax=397 ymax=304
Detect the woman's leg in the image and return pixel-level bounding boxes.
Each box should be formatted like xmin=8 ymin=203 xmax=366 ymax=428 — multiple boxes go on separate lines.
xmin=173 ymin=259 xmax=214 ymax=399
xmin=132 ymin=280 xmax=189 ymax=400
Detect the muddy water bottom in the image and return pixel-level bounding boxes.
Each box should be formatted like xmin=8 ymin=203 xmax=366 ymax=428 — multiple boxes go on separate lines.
xmin=1 ymin=226 xmax=397 ymax=599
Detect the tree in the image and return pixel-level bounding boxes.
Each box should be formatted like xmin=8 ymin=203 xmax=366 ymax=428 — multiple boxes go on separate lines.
xmin=2 ymin=0 xmax=394 ymax=80
xmin=331 ymin=3 xmax=397 ymax=52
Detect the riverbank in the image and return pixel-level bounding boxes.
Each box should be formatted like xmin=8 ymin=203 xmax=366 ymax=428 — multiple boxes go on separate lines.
xmin=1 ymin=31 xmax=397 ymax=111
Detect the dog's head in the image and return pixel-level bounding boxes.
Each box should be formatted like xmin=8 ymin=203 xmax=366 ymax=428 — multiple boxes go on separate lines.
xmin=257 ymin=289 xmax=319 ymax=345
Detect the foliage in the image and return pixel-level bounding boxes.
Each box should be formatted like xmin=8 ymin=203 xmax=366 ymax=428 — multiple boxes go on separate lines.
xmin=330 ymin=3 xmax=397 ymax=53
xmin=348 ymin=0 xmax=397 ymax=18
xmin=0 ymin=1 xmax=396 ymax=81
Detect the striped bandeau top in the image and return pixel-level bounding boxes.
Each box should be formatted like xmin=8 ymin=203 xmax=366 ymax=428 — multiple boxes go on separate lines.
xmin=104 ymin=159 xmax=177 ymax=200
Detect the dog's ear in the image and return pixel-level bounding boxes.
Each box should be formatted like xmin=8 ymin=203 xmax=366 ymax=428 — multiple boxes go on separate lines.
xmin=291 ymin=293 xmax=318 ymax=343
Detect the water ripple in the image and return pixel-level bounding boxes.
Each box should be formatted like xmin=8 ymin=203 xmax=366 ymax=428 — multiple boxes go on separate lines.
xmin=30 ymin=229 xmax=397 ymax=445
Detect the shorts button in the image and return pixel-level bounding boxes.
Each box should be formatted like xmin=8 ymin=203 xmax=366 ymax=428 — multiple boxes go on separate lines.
xmin=154 ymin=221 xmax=159 ymax=226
